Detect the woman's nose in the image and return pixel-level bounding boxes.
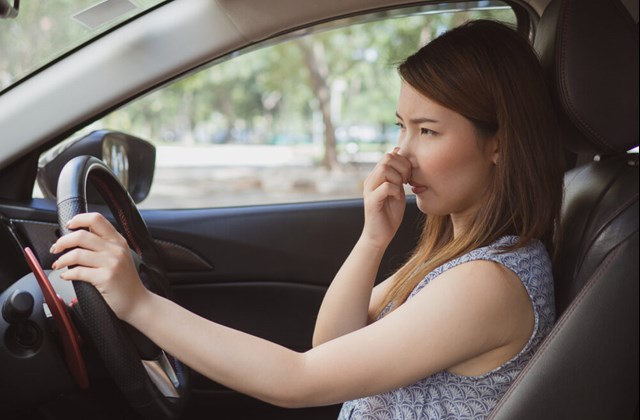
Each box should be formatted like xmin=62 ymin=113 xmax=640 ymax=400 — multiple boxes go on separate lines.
xmin=395 ymin=129 xmax=418 ymax=165
xmin=397 ymin=141 xmax=419 ymax=173
xmin=396 ymin=135 xmax=409 ymax=155
xmin=396 ymin=140 xmax=413 ymax=162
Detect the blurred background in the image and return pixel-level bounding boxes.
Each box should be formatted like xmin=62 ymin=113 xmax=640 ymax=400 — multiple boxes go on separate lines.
xmin=3 ymin=1 xmax=515 ymax=208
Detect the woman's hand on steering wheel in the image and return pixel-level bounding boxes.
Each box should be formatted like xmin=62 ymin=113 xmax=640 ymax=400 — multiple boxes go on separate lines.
xmin=51 ymin=212 xmax=150 ymax=323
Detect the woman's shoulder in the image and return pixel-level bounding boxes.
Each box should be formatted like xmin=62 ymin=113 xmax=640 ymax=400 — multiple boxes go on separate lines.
xmin=412 ymin=236 xmax=553 ymax=298
xmin=460 ymin=236 xmax=551 ymax=275
xmin=460 ymin=237 xmax=555 ymax=321
xmin=476 ymin=235 xmax=547 ymax=256
xmin=488 ymin=236 xmax=551 ymax=278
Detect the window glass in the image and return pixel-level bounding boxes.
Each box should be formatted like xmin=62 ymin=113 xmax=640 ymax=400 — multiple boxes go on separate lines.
xmin=0 ymin=0 xmax=164 ymax=92
xmin=43 ymin=2 xmax=516 ymax=209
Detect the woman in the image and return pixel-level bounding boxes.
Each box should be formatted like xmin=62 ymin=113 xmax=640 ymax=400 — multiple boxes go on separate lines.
xmin=51 ymin=20 xmax=565 ymax=418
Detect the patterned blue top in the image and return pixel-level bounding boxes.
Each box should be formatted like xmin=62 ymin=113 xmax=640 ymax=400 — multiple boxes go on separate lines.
xmin=338 ymin=236 xmax=555 ymax=420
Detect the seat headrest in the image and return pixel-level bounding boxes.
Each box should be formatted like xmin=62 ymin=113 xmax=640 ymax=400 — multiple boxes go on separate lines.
xmin=534 ymin=0 xmax=639 ymax=154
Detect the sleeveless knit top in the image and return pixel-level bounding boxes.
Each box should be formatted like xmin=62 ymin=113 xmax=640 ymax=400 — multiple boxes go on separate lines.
xmin=338 ymin=236 xmax=555 ymax=420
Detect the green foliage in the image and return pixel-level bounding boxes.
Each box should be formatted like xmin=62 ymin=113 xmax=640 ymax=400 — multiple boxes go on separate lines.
xmin=4 ymin=2 xmax=515 ymax=167
xmin=0 ymin=0 xmax=161 ymax=90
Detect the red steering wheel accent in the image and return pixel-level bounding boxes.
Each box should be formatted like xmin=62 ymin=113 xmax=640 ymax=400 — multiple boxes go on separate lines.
xmin=24 ymin=247 xmax=88 ymax=389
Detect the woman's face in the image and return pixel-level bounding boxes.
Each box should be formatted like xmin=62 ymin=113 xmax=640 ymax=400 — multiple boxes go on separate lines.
xmin=396 ymin=82 xmax=498 ymax=232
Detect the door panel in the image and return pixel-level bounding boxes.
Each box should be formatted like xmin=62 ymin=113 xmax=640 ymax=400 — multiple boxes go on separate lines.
xmin=143 ymin=198 xmax=422 ymax=418
xmin=143 ymin=199 xmax=421 ymax=286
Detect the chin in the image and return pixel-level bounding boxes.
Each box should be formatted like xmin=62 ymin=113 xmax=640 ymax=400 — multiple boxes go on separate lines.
xmin=414 ymin=196 xmax=440 ymax=216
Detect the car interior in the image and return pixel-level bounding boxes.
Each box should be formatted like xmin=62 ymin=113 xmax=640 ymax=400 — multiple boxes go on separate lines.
xmin=0 ymin=0 xmax=638 ymax=419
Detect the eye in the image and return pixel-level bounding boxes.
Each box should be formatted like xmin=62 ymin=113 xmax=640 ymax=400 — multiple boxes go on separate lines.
xmin=420 ymin=128 xmax=437 ymax=136
xmin=395 ymin=122 xmax=405 ymax=130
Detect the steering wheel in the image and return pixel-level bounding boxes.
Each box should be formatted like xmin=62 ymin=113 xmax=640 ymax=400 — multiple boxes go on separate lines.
xmin=56 ymin=155 xmax=189 ymax=420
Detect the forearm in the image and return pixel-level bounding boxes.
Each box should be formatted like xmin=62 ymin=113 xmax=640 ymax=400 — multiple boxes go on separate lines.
xmin=312 ymin=235 xmax=386 ymax=347
xmin=127 ymin=292 xmax=310 ymax=407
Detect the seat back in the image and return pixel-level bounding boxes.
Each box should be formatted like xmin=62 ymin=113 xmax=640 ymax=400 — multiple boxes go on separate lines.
xmin=489 ymin=0 xmax=639 ymax=418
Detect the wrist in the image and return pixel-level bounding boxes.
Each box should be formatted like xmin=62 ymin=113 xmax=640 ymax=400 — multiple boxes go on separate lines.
xmin=356 ymin=233 xmax=390 ymax=258
xmin=123 ymin=288 xmax=155 ymax=326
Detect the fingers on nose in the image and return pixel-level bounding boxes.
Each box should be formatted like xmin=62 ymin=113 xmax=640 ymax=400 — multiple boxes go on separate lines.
xmin=381 ymin=155 xmax=411 ymax=184
xmin=391 ymin=149 xmax=413 ymax=182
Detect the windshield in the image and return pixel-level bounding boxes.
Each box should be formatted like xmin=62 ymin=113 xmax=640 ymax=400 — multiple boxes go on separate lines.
xmin=0 ymin=0 xmax=165 ymax=93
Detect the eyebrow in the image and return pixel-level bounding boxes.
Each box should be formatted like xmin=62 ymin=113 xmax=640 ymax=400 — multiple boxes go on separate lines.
xmin=395 ymin=111 xmax=439 ymax=124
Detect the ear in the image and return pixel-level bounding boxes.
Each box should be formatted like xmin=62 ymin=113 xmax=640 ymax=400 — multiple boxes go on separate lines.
xmin=487 ymin=136 xmax=500 ymax=165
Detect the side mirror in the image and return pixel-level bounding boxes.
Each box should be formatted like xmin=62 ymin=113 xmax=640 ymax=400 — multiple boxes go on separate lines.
xmin=0 ymin=0 xmax=19 ymax=19
xmin=37 ymin=130 xmax=155 ymax=204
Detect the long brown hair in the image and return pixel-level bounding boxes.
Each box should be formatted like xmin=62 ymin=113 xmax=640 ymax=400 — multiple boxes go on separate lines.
xmin=374 ymin=20 xmax=565 ymax=318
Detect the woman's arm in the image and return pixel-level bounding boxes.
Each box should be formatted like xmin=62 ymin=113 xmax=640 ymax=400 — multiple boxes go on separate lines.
xmin=311 ymin=237 xmax=386 ymax=347
xmin=53 ymin=216 xmax=532 ymax=409
xmin=312 ymin=149 xmax=412 ymax=346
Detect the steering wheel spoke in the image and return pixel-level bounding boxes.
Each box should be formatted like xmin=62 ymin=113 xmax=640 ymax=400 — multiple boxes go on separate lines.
xmin=143 ymin=351 xmax=182 ymax=398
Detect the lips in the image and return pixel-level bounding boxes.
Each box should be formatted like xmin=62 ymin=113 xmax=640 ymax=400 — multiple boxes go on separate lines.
xmin=408 ymin=181 xmax=427 ymax=194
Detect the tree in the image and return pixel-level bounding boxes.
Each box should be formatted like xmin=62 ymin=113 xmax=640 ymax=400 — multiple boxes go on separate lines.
xmin=92 ymin=5 xmax=516 ymax=164
xmin=297 ymin=37 xmax=338 ymax=169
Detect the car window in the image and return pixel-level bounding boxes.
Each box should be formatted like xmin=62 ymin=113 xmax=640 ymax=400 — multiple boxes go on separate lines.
xmin=37 ymin=2 xmax=516 ymax=209
xmin=0 ymin=0 xmax=164 ymax=93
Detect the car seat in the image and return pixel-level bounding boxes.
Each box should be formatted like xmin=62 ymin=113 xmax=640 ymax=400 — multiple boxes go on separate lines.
xmin=488 ymin=0 xmax=639 ymax=418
